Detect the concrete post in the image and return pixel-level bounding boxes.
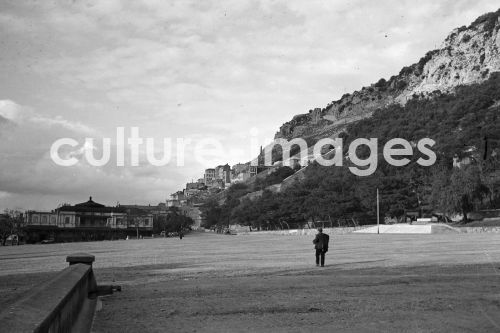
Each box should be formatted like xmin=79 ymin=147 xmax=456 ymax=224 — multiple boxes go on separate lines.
xmin=66 ymin=253 xmax=95 ymax=266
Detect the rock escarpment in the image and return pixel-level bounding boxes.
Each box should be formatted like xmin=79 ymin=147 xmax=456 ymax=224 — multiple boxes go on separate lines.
xmin=276 ymin=9 xmax=500 ymax=141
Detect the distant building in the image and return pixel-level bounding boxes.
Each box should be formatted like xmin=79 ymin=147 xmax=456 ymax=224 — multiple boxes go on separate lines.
xmin=167 ymin=191 xmax=186 ymax=207
xmin=215 ymin=165 xmax=224 ymax=180
xmin=222 ymin=164 xmax=231 ymax=184
xmin=25 ymin=211 xmax=60 ymax=227
xmin=24 ymin=197 xmax=153 ymax=243
xmin=213 ymin=164 xmax=231 ymax=185
xmin=204 ymin=168 xmax=216 ymax=184
xmin=232 ymin=170 xmax=251 ymax=183
xmin=249 ymin=147 xmax=273 ymax=177
xmin=186 ymin=181 xmax=205 ymax=190
xmin=205 ymin=178 xmax=225 ymax=190
xmin=232 ymin=163 xmax=248 ymax=175
xmin=120 ymin=203 xmax=168 ymax=217
xmin=183 ymin=181 xmax=206 ymax=199
xmin=249 ymin=165 xmax=272 ymax=177
xmin=184 ymin=188 xmax=200 ymax=198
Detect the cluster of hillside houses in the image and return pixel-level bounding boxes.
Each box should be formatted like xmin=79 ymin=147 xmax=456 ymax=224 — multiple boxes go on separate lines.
xmin=167 ymin=154 xmax=303 ymax=207
xmin=167 ymin=163 xmax=257 ymax=206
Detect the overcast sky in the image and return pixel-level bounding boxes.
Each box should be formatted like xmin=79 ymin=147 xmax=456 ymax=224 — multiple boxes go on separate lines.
xmin=0 ymin=0 xmax=498 ymax=211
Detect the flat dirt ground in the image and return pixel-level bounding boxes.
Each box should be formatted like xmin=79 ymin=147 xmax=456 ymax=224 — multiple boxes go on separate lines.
xmin=1 ymin=232 xmax=500 ymax=332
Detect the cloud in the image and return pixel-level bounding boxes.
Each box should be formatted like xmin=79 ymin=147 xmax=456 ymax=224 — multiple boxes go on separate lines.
xmin=30 ymin=115 xmax=95 ymax=134
xmin=0 ymin=100 xmax=204 ymax=210
xmin=0 ymin=100 xmax=94 ymax=208
xmin=0 ymin=115 xmax=10 ymax=126
xmin=0 ymin=99 xmax=94 ymax=134
xmin=0 ymin=100 xmax=22 ymax=121
xmin=1 ymin=0 xmax=499 ymax=210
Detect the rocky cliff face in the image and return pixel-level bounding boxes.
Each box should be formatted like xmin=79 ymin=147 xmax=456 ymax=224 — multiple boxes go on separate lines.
xmin=276 ymin=9 xmax=500 ymax=141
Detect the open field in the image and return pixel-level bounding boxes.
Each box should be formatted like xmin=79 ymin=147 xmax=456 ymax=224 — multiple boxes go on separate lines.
xmin=1 ymin=232 xmax=500 ymax=332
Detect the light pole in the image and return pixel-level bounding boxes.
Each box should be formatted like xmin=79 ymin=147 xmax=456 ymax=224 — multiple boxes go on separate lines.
xmin=377 ymin=188 xmax=380 ymax=234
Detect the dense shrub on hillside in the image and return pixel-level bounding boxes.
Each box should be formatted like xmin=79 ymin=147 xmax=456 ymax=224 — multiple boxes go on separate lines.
xmin=470 ymin=8 xmax=500 ymax=34
xmin=374 ymin=78 xmax=387 ymax=88
xmin=253 ymin=166 xmax=295 ymax=191
xmin=417 ymin=50 xmax=440 ymax=73
xmin=462 ymin=34 xmax=471 ymax=43
xmin=395 ymin=80 xmax=407 ymax=90
xmin=342 ymin=72 xmax=500 ymax=163
xmin=271 ymin=137 xmax=317 ymax=164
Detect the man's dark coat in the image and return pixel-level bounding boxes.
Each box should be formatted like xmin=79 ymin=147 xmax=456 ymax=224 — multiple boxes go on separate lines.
xmin=313 ymin=232 xmax=330 ymax=252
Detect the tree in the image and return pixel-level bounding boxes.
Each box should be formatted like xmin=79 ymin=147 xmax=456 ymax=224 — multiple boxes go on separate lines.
xmin=0 ymin=216 xmax=14 ymax=245
xmin=1 ymin=210 xmax=22 ymax=245
xmin=201 ymin=199 xmax=223 ymax=229
xmin=162 ymin=207 xmax=194 ymax=232
xmin=431 ymin=165 xmax=490 ymax=221
xmin=127 ymin=216 xmax=140 ymax=239
xmin=253 ymin=166 xmax=295 ymax=190
xmin=153 ymin=215 xmax=168 ymax=234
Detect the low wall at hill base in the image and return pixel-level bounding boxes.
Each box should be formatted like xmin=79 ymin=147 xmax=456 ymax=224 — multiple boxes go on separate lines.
xmin=237 ymin=225 xmax=500 ymax=236
xmin=237 ymin=226 xmax=371 ymax=236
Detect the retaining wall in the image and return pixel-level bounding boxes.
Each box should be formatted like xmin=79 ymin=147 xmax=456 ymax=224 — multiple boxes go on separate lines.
xmin=238 ymin=225 xmax=500 ymax=235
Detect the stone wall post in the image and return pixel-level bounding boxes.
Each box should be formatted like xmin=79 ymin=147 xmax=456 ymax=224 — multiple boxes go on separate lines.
xmin=66 ymin=253 xmax=95 ymax=266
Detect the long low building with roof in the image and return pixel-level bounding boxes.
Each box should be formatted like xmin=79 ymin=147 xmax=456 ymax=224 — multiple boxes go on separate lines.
xmin=24 ymin=197 xmax=153 ymax=243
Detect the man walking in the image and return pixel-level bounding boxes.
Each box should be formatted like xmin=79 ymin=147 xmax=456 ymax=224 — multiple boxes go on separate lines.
xmin=313 ymin=227 xmax=329 ymax=267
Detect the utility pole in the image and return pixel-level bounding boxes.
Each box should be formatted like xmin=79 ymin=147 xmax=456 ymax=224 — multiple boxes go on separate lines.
xmin=377 ymin=188 xmax=380 ymax=235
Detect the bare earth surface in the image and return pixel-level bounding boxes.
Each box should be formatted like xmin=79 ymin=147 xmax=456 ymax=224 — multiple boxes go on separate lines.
xmin=1 ymin=232 xmax=500 ymax=332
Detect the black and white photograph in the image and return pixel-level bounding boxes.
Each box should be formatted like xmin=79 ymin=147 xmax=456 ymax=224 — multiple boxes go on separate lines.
xmin=1 ymin=1 xmax=500 ymax=332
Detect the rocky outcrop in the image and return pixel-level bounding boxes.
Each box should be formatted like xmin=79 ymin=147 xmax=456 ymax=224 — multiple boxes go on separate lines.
xmin=276 ymin=9 xmax=500 ymax=141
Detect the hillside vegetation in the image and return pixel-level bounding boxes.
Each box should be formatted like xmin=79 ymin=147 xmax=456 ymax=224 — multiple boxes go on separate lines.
xmin=204 ymin=73 xmax=500 ymax=229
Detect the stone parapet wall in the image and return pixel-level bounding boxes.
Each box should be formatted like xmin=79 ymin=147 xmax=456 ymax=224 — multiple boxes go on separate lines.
xmin=0 ymin=254 xmax=106 ymax=333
